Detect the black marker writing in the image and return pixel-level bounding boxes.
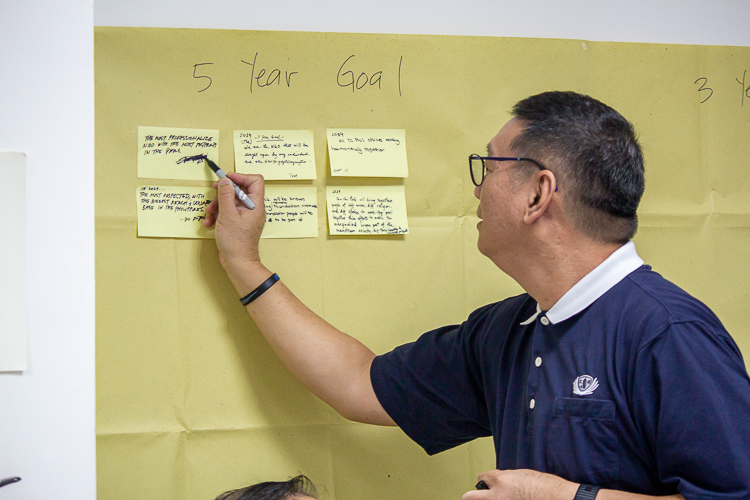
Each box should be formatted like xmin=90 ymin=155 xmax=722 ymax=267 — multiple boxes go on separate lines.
xmin=176 ymin=154 xmax=208 ymax=165
xmin=398 ymin=55 xmax=403 ymax=97
xmin=328 ymin=194 xmax=407 ymax=234
xmin=189 ymin=54 xmax=404 ymax=97
xmin=337 ymin=55 xmax=383 ymax=93
xmin=193 ymin=63 xmax=214 ymax=93
xmin=694 ymin=77 xmax=713 ymax=103
xmin=241 ymin=53 xmax=299 ymax=93
xmin=736 ymin=70 xmax=750 ymax=107
xmin=139 ymin=189 xmax=210 ymax=215
xmin=264 ymin=195 xmax=317 ymax=224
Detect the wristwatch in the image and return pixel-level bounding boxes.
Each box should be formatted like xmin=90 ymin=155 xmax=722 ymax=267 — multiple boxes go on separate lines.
xmin=574 ymin=484 xmax=600 ymax=500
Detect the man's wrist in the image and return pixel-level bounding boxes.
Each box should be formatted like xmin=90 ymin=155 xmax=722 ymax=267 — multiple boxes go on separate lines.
xmin=239 ymin=273 xmax=280 ymax=306
xmin=221 ymin=251 xmax=260 ymax=271
xmin=224 ymin=259 xmax=270 ymax=297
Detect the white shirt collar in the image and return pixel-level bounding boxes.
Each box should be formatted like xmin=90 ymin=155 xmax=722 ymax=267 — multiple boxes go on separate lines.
xmin=520 ymin=241 xmax=644 ymax=325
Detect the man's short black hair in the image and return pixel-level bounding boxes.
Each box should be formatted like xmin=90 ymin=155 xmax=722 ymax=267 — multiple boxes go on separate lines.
xmin=511 ymin=91 xmax=645 ymax=243
xmin=215 ymin=475 xmax=318 ymax=500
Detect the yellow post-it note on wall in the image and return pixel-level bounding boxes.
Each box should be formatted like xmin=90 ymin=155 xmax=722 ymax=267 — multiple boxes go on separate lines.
xmin=262 ymin=187 xmax=319 ymax=239
xmin=326 ymin=186 xmax=409 ymax=235
xmin=137 ymin=126 xmax=219 ymax=181
xmin=327 ymin=129 xmax=408 ymax=177
xmin=136 ymin=185 xmax=215 ymax=239
xmin=234 ymin=130 xmax=316 ymax=180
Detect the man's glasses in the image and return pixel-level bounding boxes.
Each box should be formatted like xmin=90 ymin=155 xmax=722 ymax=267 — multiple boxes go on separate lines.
xmin=469 ymin=154 xmax=547 ymax=187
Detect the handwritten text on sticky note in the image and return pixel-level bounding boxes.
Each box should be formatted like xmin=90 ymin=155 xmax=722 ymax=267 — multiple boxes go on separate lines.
xmin=138 ymin=126 xmax=219 ymax=181
xmin=326 ymin=186 xmax=408 ymax=235
xmin=262 ymin=187 xmax=319 ymax=239
xmin=137 ymin=186 xmax=215 ymax=239
xmin=137 ymin=186 xmax=319 ymax=239
xmin=234 ymin=130 xmax=316 ymax=180
xmin=327 ymin=129 xmax=408 ymax=178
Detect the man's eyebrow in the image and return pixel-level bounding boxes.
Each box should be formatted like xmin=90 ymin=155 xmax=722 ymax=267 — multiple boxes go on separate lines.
xmin=485 ymin=143 xmax=492 ymax=156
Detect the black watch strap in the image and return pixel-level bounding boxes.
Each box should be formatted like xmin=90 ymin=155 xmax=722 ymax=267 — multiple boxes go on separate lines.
xmin=574 ymin=484 xmax=600 ymax=500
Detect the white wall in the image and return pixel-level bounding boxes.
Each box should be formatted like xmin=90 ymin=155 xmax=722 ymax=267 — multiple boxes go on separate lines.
xmin=94 ymin=0 xmax=750 ymax=46
xmin=0 ymin=1 xmax=95 ymax=500
xmin=0 ymin=1 xmax=748 ymax=498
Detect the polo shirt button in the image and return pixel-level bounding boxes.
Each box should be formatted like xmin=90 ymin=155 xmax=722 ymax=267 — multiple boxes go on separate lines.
xmin=529 ymin=399 xmax=536 ymax=409
xmin=535 ymin=357 xmax=542 ymax=367
xmin=540 ymin=316 xmax=550 ymax=325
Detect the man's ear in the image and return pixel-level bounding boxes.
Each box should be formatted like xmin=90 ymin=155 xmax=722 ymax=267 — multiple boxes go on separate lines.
xmin=523 ymin=170 xmax=556 ymax=224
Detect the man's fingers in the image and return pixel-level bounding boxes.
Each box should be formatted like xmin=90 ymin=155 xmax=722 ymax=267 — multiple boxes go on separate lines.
xmin=460 ymin=490 xmax=484 ymax=500
xmin=460 ymin=473 xmax=500 ymax=500
xmin=476 ymin=472 xmax=498 ymax=489
xmin=227 ymin=172 xmax=264 ymax=206
xmin=226 ymin=171 xmax=262 ymax=190
xmin=206 ymin=173 xmax=264 ymax=228
xmin=203 ymin=210 xmax=217 ymax=228
xmin=217 ymin=178 xmax=239 ymax=211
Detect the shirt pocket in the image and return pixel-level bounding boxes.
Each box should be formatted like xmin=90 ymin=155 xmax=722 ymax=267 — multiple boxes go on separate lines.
xmin=546 ymin=397 xmax=618 ymax=484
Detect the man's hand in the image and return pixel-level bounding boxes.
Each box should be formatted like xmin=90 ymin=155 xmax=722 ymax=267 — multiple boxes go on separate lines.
xmin=203 ymin=172 xmax=265 ymax=270
xmin=462 ymin=470 xmax=577 ymax=500
xmin=463 ymin=470 xmax=687 ymax=500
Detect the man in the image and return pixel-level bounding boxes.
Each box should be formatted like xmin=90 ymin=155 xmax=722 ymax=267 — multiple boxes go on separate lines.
xmin=204 ymin=91 xmax=750 ymax=500
xmin=215 ymin=475 xmax=318 ymax=500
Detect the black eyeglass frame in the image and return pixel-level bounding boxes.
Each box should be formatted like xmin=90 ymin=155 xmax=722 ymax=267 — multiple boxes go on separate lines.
xmin=469 ymin=154 xmax=548 ymax=187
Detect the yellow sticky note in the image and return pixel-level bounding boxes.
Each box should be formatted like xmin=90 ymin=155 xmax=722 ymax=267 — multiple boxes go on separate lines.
xmin=137 ymin=126 xmax=219 ymax=181
xmin=262 ymin=187 xmax=319 ymax=239
xmin=136 ymin=186 xmax=215 ymax=239
xmin=234 ymin=130 xmax=316 ymax=180
xmin=327 ymin=129 xmax=408 ymax=177
xmin=326 ymin=186 xmax=409 ymax=235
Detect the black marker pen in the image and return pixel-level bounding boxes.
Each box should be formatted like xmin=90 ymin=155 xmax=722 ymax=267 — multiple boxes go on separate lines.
xmin=0 ymin=477 xmax=21 ymax=489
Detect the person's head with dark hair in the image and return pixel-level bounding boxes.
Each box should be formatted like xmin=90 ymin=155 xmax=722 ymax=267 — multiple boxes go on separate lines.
xmin=509 ymin=91 xmax=645 ymax=243
xmin=215 ymin=475 xmax=318 ymax=500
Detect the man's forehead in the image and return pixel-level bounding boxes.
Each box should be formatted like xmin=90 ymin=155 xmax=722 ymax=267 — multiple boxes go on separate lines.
xmin=489 ymin=118 xmax=522 ymax=155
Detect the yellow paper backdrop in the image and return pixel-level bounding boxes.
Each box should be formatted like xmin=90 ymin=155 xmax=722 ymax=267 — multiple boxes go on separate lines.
xmin=95 ymin=27 xmax=750 ymax=500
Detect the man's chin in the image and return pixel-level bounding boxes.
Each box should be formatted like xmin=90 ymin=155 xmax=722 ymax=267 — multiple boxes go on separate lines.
xmin=476 ymin=238 xmax=489 ymax=258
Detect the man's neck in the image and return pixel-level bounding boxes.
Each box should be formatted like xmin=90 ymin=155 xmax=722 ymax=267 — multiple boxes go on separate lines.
xmin=514 ymin=239 xmax=624 ymax=311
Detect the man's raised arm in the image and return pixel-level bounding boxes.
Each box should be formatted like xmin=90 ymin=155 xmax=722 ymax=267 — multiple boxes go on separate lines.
xmin=204 ymin=173 xmax=395 ymax=426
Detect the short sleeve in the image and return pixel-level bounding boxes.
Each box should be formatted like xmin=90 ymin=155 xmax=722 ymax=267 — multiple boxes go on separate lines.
xmin=370 ymin=321 xmax=492 ymax=455
xmin=633 ymin=321 xmax=750 ymax=499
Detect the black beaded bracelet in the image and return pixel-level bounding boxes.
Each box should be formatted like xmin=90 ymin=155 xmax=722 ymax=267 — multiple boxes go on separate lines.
xmin=239 ymin=273 xmax=280 ymax=306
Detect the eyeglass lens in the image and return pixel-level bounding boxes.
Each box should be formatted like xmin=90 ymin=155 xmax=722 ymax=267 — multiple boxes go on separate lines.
xmin=470 ymin=156 xmax=484 ymax=186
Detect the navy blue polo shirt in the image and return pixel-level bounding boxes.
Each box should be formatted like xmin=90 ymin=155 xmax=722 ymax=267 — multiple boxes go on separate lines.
xmin=371 ymin=243 xmax=750 ymax=498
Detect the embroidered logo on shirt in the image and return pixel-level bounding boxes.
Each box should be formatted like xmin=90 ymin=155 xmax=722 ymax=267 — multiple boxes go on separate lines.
xmin=573 ymin=375 xmax=599 ymax=396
